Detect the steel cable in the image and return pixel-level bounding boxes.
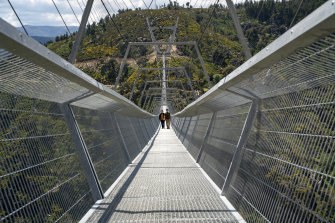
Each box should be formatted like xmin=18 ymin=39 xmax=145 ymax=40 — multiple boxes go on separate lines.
xmin=6 ymin=0 xmax=29 ymax=35
xmin=51 ymin=0 xmax=72 ymax=34
xmin=66 ymin=0 xmax=80 ymax=24
xmin=101 ymin=0 xmax=126 ymax=42
xmin=289 ymin=0 xmax=304 ymax=29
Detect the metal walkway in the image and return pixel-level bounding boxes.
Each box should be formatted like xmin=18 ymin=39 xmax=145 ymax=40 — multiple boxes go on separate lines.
xmin=84 ymin=128 xmax=242 ymax=222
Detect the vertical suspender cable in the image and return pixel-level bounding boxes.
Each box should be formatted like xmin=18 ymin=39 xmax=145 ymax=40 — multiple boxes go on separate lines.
xmin=194 ymin=0 xmax=200 ymax=8
xmin=51 ymin=0 xmax=71 ymax=34
xmin=106 ymin=0 xmax=117 ymax=14
xmin=148 ymin=0 xmax=154 ymax=9
xmin=7 ymin=0 xmax=29 ymax=35
xmin=199 ymin=0 xmax=206 ymax=8
xmin=66 ymin=0 xmax=80 ymax=24
xmin=75 ymin=0 xmax=94 ymax=25
xmin=128 ymin=0 xmax=136 ymax=9
xmin=120 ymin=0 xmax=129 ymax=9
xmin=76 ymin=0 xmax=84 ymax=12
xmin=81 ymin=0 xmax=99 ymax=21
xmin=197 ymin=0 xmax=219 ymax=43
xmin=142 ymin=0 xmax=149 ymax=9
xmin=101 ymin=0 xmax=126 ymax=41
xmin=289 ymin=0 xmax=304 ymax=29
xmin=112 ymin=0 xmax=123 ymax=10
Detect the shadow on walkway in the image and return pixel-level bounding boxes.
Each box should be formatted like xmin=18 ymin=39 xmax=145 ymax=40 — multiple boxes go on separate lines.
xmin=96 ymin=129 xmax=160 ymax=223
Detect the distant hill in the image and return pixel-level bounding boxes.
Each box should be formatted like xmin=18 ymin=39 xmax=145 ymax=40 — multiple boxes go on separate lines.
xmin=17 ymin=25 xmax=78 ymax=37
xmin=31 ymin=36 xmax=55 ymax=44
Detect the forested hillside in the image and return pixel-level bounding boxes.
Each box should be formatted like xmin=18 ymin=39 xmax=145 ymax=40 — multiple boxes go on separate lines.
xmin=47 ymin=0 xmax=327 ymax=105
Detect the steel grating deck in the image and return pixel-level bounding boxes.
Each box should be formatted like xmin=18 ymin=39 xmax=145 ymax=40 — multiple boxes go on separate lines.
xmin=85 ymin=128 xmax=241 ymax=222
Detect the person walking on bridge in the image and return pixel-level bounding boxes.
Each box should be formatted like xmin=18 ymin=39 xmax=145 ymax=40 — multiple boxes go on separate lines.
xmin=159 ymin=110 xmax=165 ymax=128
xmin=165 ymin=109 xmax=171 ymax=129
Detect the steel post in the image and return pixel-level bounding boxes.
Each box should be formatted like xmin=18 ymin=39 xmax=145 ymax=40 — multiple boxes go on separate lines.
xmin=166 ymin=17 xmax=179 ymax=53
xmin=143 ymin=92 xmax=150 ymax=109
xmin=129 ymin=69 xmax=141 ymax=101
xmin=111 ymin=112 xmax=131 ymax=163
xmin=150 ymin=117 xmax=157 ymax=131
xmin=188 ymin=115 xmax=200 ymax=148
xmin=182 ymin=117 xmax=192 ymax=143
xmin=68 ymin=0 xmax=94 ymax=63
xmin=139 ymin=82 xmax=147 ymax=106
xmin=178 ymin=117 xmax=187 ymax=138
xmin=60 ymin=103 xmax=103 ymax=201
xmin=128 ymin=117 xmax=143 ymax=152
xmin=114 ymin=44 xmax=131 ymax=90
xmin=162 ymin=54 xmax=167 ymax=106
xmin=139 ymin=119 xmax=150 ymax=141
xmin=196 ymin=112 xmax=216 ymax=163
xmin=182 ymin=68 xmax=196 ymax=98
xmin=146 ymin=17 xmax=162 ymax=55
xmin=221 ymin=100 xmax=258 ymax=196
xmin=194 ymin=44 xmax=212 ymax=88
xmin=225 ymin=0 xmax=252 ymax=60
xmin=176 ymin=72 xmax=190 ymax=103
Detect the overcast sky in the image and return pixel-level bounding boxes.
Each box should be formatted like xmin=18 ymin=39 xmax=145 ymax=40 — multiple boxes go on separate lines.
xmin=0 ymin=0 xmax=228 ymax=27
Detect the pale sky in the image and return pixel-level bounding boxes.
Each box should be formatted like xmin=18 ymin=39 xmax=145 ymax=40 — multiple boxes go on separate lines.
xmin=0 ymin=0 xmax=227 ymax=27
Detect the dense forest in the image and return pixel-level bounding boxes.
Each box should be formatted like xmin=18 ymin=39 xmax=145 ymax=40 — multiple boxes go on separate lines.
xmin=46 ymin=0 xmax=328 ymax=108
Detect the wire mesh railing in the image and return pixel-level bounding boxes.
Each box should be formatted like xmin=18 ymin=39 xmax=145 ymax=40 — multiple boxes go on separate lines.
xmin=0 ymin=17 xmax=159 ymax=222
xmin=172 ymin=1 xmax=335 ymax=222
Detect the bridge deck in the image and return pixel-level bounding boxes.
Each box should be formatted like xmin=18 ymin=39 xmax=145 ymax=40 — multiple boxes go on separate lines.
xmin=84 ymin=128 xmax=241 ymax=222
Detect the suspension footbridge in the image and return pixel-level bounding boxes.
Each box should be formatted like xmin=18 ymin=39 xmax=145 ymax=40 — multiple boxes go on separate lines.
xmin=0 ymin=0 xmax=335 ymax=222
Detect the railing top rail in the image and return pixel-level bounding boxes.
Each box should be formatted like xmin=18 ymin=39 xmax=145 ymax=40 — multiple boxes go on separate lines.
xmin=0 ymin=18 xmax=154 ymax=118
xmin=174 ymin=0 xmax=335 ymax=117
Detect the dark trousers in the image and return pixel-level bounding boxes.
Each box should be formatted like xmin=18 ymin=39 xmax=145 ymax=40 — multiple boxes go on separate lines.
xmin=166 ymin=119 xmax=170 ymax=129
xmin=160 ymin=120 xmax=165 ymax=128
